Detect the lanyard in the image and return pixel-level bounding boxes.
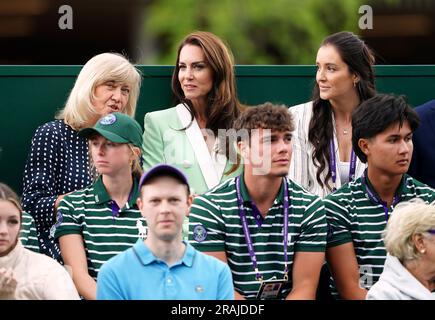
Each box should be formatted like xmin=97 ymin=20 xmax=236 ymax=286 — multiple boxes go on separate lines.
xmin=235 ymin=176 xmax=289 ymax=282
xmin=329 ymin=139 xmax=357 ymax=191
xmin=361 ymin=172 xmax=401 ymax=222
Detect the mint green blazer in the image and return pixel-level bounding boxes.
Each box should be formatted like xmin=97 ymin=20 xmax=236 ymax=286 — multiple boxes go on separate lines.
xmin=142 ymin=105 xmax=242 ymax=195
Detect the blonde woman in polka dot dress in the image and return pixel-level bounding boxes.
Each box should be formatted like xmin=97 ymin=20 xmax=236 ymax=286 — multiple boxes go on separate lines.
xmin=21 ymin=53 xmax=142 ymax=262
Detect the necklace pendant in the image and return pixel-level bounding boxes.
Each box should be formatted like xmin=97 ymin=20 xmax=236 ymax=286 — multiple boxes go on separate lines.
xmin=343 ymin=129 xmax=349 ymax=135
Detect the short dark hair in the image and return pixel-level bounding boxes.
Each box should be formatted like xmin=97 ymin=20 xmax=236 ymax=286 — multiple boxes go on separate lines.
xmin=352 ymin=94 xmax=420 ymax=163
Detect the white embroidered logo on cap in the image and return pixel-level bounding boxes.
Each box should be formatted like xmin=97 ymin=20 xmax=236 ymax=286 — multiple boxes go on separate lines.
xmin=99 ymin=113 xmax=117 ymax=125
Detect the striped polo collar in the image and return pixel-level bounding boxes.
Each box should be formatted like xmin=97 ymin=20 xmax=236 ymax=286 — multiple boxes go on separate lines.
xmin=362 ymin=169 xmax=407 ymax=203
xmin=92 ymin=175 xmax=140 ymax=209
xmin=238 ymin=173 xmax=284 ymax=205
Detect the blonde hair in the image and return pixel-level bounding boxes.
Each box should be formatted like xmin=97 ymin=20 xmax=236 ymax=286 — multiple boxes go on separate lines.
xmin=56 ymin=52 xmax=142 ymax=130
xmin=384 ymin=199 xmax=435 ymax=261
xmin=129 ymin=144 xmax=144 ymax=180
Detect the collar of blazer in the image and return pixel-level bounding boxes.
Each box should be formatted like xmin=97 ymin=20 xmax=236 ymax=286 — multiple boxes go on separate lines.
xmin=175 ymin=103 xmax=226 ymax=189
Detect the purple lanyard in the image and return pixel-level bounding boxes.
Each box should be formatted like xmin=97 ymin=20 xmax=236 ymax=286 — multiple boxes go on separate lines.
xmin=235 ymin=177 xmax=289 ymax=282
xmin=329 ymin=139 xmax=357 ymax=191
xmin=361 ymin=173 xmax=401 ymax=222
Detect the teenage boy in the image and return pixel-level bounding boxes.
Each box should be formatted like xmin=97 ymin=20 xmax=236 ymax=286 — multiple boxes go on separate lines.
xmin=325 ymin=94 xmax=435 ymax=299
xmin=189 ymin=103 xmax=327 ymax=300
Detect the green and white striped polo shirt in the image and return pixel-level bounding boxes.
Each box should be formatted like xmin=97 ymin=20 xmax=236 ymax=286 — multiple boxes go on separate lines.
xmin=189 ymin=175 xmax=326 ymax=300
xmin=20 ymin=212 xmax=40 ymax=253
xmin=325 ymin=173 xmax=435 ymax=297
xmin=54 ymin=176 xmax=146 ymax=279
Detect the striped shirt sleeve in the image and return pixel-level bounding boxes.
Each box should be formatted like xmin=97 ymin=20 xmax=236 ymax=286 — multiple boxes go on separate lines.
xmin=324 ymin=194 xmax=352 ymax=247
xmin=20 ymin=211 xmax=40 ymax=253
xmin=189 ymin=194 xmax=226 ymax=252
xmin=295 ymin=196 xmax=327 ymax=252
xmin=53 ymin=196 xmax=82 ymax=238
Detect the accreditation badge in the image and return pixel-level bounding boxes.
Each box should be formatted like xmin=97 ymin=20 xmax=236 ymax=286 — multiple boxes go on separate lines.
xmin=256 ymin=278 xmax=286 ymax=300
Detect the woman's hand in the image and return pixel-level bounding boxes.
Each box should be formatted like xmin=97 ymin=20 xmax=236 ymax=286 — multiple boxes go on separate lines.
xmin=0 ymin=267 xmax=18 ymax=296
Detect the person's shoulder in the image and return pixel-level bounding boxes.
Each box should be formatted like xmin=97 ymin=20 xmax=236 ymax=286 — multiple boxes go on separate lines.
xmin=288 ymin=177 xmax=319 ymax=200
xmin=101 ymin=247 xmax=133 ymax=273
xmin=366 ymin=280 xmax=398 ymax=300
xmin=145 ymin=106 xmax=178 ymax=120
xmin=407 ymin=175 xmax=435 ymax=196
xmin=37 ymin=119 xmax=68 ymax=132
xmin=24 ymin=248 xmax=66 ymax=272
xmin=33 ymin=119 xmax=68 ymax=138
xmin=193 ymin=247 xmax=228 ymax=270
xmin=196 ymin=178 xmax=236 ymax=201
xmin=288 ymin=100 xmax=313 ymax=115
xmin=414 ymin=99 xmax=435 ymax=116
xmin=330 ymin=178 xmax=362 ymax=199
xmin=63 ymin=184 xmax=95 ymax=202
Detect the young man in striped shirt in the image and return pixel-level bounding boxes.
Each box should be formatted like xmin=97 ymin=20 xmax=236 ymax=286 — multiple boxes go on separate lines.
xmin=325 ymin=94 xmax=435 ymax=299
xmin=189 ymin=103 xmax=327 ymax=300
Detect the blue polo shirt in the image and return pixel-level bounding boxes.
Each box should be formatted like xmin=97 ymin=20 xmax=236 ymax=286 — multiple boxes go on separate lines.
xmin=96 ymin=239 xmax=234 ymax=300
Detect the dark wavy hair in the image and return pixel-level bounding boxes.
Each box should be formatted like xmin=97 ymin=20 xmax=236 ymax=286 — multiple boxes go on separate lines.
xmin=171 ymin=31 xmax=242 ymax=136
xmin=308 ymin=31 xmax=376 ymax=190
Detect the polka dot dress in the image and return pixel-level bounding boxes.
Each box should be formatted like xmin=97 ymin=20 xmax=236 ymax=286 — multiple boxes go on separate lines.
xmin=22 ymin=120 xmax=92 ymax=261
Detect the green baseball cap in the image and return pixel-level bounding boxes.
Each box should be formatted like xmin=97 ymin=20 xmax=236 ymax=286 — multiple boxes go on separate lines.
xmin=79 ymin=112 xmax=143 ymax=148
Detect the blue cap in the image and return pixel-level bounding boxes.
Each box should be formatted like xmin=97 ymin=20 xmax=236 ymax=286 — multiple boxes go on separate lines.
xmin=139 ymin=164 xmax=190 ymax=192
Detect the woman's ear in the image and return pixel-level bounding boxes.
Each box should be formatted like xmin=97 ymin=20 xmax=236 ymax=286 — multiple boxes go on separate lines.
xmin=131 ymin=146 xmax=141 ymax=158
xmin=412 ymin=233 xmax=426 ymax=254
xmin=353 ymin=74 xmax=360 ymax=85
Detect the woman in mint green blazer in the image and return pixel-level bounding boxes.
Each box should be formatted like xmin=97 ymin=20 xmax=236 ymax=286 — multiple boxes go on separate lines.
xmin=142 ymin=31 xmax=243 ymax=198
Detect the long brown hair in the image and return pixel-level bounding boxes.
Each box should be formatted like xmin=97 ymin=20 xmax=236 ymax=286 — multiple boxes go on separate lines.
xmin=309 ymin=31 xmax=376 ymax=190
xmin=171 ymin=31 xmax=242 ymax=136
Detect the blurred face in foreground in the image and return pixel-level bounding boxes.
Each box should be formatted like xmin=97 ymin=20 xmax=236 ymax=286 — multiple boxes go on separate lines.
xmin=138 ymin=176 xmax=191 ymax=243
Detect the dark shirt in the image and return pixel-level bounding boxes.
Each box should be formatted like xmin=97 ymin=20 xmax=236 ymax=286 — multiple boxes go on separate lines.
xmin=22 ymin=119 xmax=92 ymax=261
xmin=409 ymin=99 xmax=435 ymax=188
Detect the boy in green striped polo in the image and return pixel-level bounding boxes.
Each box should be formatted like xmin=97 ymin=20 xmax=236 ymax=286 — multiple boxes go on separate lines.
xmin=189 ymin=103 xmax=327 ymax=300
xmin=53 ymin=112 xmax=146 ymax=300
xmin=325 ymin=94 xmax=435 ymax=299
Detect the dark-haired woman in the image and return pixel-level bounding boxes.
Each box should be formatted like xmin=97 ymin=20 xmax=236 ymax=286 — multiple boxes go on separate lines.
xmin=288 ymin=31 xmax=376 ymax=300
xmin=289 ymin=31 xmax=376 ymax=198
xmin=142 ymin=31 xmax=243 ymax=197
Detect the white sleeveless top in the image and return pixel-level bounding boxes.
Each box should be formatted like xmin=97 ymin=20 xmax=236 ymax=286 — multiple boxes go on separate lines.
xmin=338 ymin=160 xmax=351 ymax=184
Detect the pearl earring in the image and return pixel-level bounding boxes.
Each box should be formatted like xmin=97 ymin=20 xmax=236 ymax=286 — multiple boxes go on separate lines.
xmin=421 ymin=249 xmax=426 ymax=254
